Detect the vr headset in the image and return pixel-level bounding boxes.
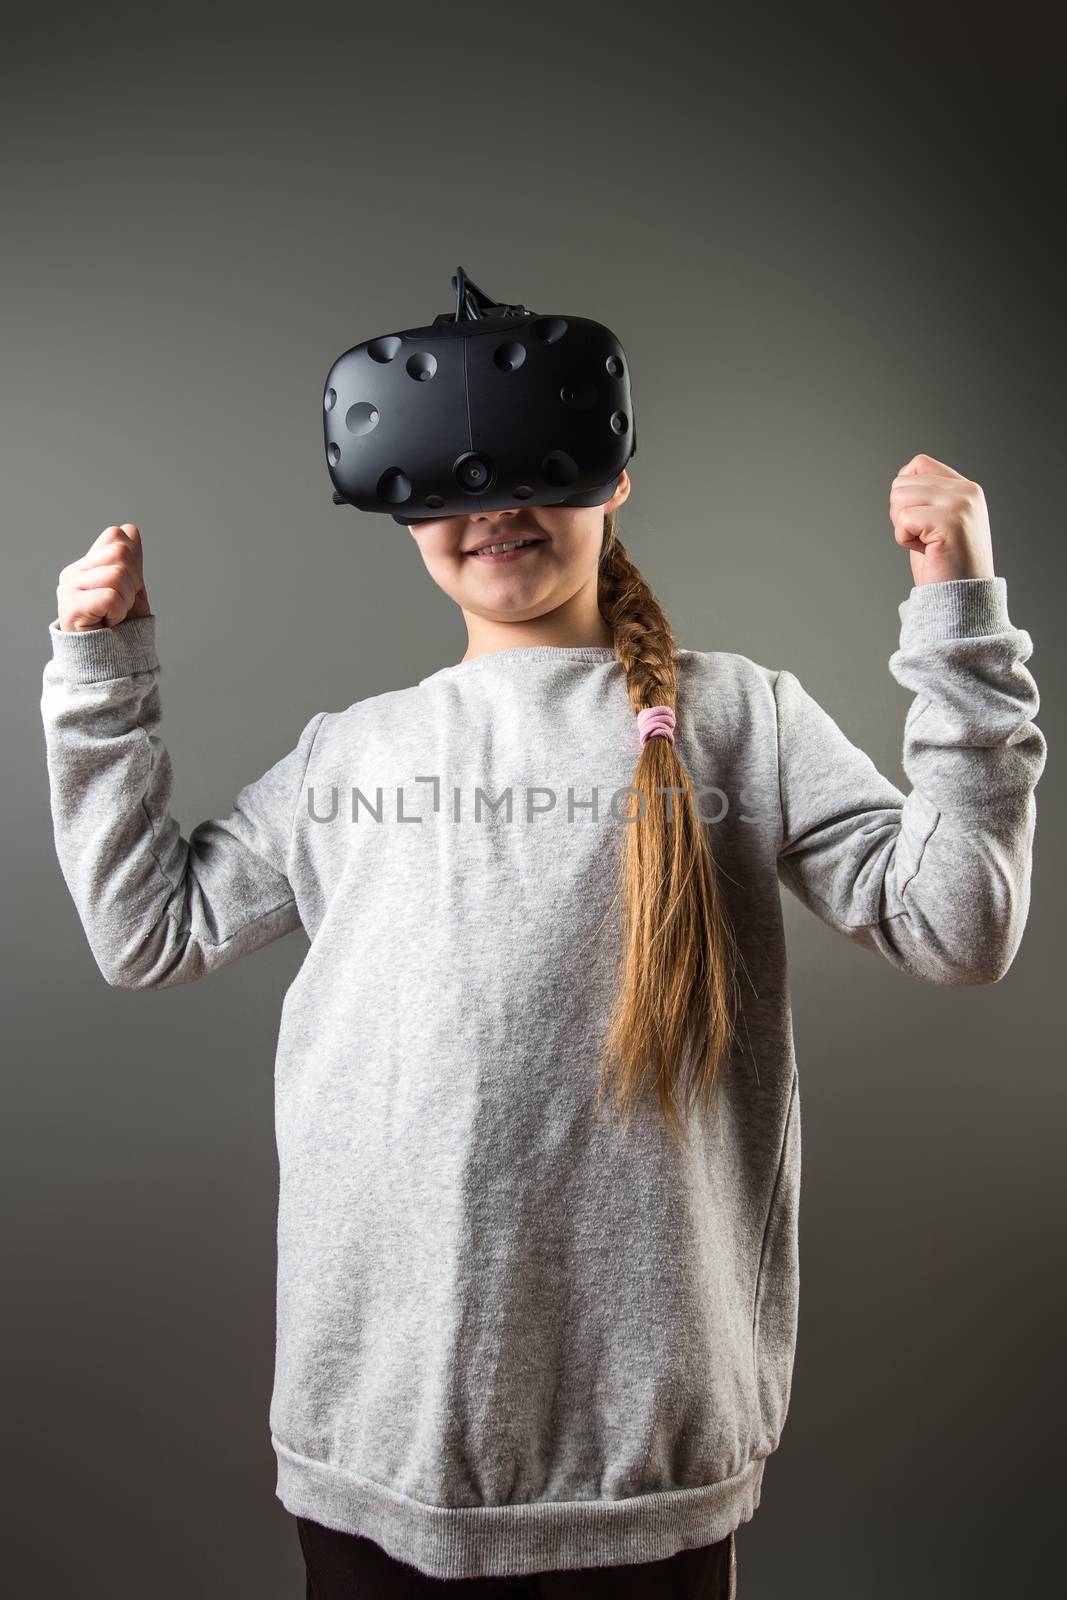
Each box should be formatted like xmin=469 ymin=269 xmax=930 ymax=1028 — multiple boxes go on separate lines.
xmin=323 ymin=266 xmax=637 ymax=526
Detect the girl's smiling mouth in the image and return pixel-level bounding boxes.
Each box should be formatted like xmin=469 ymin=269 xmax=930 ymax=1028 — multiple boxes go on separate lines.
xmin=464 ymin=537 xmax=546 ymax=562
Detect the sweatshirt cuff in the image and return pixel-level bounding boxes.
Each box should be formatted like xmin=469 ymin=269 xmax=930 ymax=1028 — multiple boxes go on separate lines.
xmin=46 ymin=613 xmax=159 ymax=683
xmin=897 ymin=576 xmax=1011 ymax=647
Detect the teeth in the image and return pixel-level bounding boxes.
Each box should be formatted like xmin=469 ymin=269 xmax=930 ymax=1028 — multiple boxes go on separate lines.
xmin=473 ymin=538 xmax=536 ymax=555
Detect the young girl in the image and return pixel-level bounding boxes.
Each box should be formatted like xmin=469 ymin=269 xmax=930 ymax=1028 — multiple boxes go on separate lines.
xmin=41 ymin=451 xmax=1045 ymax=1599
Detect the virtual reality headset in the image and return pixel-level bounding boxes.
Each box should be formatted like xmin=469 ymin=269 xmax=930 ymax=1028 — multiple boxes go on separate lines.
xmin=323 ymin=266 xmax=637 ymax=526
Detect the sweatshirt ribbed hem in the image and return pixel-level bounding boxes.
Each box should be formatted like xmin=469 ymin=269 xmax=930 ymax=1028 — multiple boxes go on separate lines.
xmin=897 ymin=576 xmax=1010 ymax=647
xmin=46 ymin=614 xmax=159 ymax=683
xmin=273 ymin=1437 xmax=765 ymax=1580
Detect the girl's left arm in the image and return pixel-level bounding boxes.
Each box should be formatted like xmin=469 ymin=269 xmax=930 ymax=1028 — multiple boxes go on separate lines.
xmin=774 ymin=455 xmax=1048 ymax=985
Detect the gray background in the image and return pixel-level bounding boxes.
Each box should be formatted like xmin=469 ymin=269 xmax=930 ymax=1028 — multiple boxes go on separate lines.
xmin=3 ymin=2 xmax=1063 ymax=1594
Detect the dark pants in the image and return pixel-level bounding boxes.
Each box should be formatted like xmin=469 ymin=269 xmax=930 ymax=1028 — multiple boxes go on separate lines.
xmin=297 ymin=1515 xmax=737 ymax=1598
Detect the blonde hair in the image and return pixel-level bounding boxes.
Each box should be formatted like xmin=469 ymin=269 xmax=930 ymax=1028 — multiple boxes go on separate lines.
xmin=595 ymin=507 xmax=743 ymax=1147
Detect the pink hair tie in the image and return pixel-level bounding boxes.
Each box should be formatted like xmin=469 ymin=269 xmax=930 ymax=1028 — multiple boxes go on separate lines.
xmin=636 ymin=704 xmax=676 ymax=747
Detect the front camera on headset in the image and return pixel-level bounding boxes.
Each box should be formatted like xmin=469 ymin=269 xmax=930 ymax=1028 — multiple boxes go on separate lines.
xmin=455 ymin=454 xmax=496 ymax=493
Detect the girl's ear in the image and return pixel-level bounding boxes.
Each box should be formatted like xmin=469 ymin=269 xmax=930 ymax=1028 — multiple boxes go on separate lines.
xmin=607 ymin=469 xmax=632 ymax=514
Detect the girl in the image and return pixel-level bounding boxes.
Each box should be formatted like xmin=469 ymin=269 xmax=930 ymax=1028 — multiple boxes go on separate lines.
xmin=41 ymin=451 xmax=1045 ymax=1598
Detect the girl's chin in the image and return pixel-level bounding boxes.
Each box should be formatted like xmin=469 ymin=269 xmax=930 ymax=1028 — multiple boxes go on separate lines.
xmin=462 ymin=570 xmax=546 ymax=594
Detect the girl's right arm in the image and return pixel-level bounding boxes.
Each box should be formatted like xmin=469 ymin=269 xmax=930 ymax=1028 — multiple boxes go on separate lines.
xmin=41 ymin=523 xmax=325 ymax=989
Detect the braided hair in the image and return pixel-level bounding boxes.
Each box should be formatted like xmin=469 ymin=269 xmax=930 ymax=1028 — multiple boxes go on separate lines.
xmin=595 ymin=509 xmax=744 ymax=1146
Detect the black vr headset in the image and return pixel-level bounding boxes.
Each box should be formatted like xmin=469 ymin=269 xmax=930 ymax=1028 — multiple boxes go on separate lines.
xmin=323 ymin=266 xmax=637 ymax=526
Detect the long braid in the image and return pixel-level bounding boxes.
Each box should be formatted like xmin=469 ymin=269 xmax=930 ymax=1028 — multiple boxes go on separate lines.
xmin=596 ymin=511 xmax=742 ymax=1146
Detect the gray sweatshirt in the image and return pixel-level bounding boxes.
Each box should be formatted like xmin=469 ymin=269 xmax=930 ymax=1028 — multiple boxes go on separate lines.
xmin=39 ymin=577 xmax=1046 ymax=1581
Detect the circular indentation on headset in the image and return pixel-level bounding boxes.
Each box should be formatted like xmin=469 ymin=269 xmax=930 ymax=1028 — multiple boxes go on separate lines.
xmin=324 ymin=387 xmax=336 ymax=411
xmin=606 ymin=354 xmax=624 ymax=377
xmin=424 ymin=494 xmax=445 ymax=510
xmin=327 ymin=442 xmax=341 ymax=466
xmin=345 ymin=402 xmax=380 ymax=435
xmin=541 ymin=451 xmax=579 ymax=487
xmin=532 ymin=317 xmax=568 ymax=344
xmin=377 ymin=467 xmax=412 ymax=504
xmin=610 ymin=411 xmax=629 ymax=434
xmin=561 ymin=382 xmax=597 ymax=410
xmin=368 ymin=335 xmax=402 ymax=363
xmin=494 ymin=341 xmax=527 ymax=372
xmin=406 ymin=352 xmax=437 ymax=381
xmin=513 ymin=485 xmax=534 ymax=500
